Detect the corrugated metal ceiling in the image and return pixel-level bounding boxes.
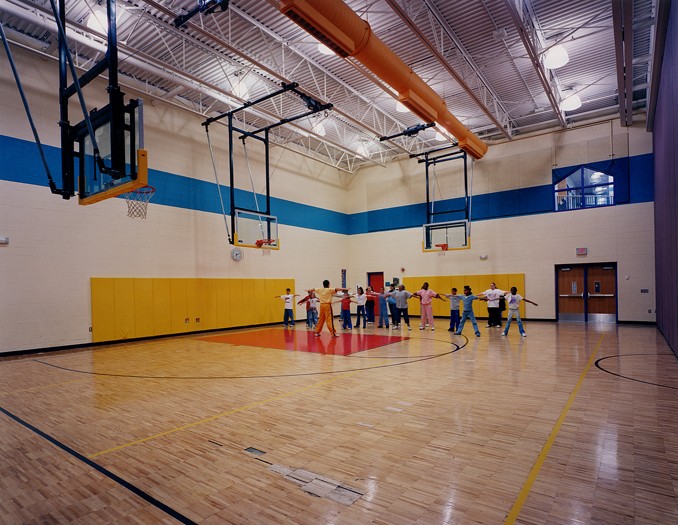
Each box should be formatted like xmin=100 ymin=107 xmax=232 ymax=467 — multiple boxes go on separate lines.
xmin=0 ymin=0 xmax=658 ymax=172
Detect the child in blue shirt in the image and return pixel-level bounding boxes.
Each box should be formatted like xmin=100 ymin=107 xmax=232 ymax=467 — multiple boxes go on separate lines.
xmin=442 ymin=287 xmax=461 ymax=332
xmin=454 ymin=286 xmax=484 ymax=337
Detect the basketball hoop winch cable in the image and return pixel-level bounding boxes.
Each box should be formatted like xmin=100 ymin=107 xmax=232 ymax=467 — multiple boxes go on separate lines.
xmin=241 ymin=137 xmax=266 ymax=240
xmin=47 ymin=0 xmax=110 ymax=178
xmin=0 ymin=20 xmax=60 ymax=194
xmin=205 ymin=126 xmax=233 ymax=244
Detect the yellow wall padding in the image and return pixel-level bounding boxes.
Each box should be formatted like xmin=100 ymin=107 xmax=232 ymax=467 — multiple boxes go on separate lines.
xmin=403 ymin=274 xmax=527 ymax=320
xmin=91 ymin=277 xmax=296 ymax=343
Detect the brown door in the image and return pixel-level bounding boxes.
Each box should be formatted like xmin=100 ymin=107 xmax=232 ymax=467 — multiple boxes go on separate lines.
xmin=557 ymin=266 xmax=586 ymax=321
xmin=587 ymin=265 xmax=616 ymax=322
xmin=556 ymin=264 xmax=617 ymax=322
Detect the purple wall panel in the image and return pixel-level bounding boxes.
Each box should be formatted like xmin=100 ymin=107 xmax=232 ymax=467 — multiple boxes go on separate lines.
xmin=654 ymin=2 xmax=678 ymax=355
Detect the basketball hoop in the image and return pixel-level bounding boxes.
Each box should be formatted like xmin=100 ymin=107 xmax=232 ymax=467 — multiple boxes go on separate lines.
xmin=435 ymin=243 xmax=449 ymax=251
xmin=124 ymin=185 xmax=155 ymax=219
xmin=255 ymin=238 xmax=275 ymax=248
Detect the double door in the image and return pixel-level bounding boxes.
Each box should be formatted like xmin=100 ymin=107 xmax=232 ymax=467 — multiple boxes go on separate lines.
xmin=557 ymin=263 xmax=617 ymax=322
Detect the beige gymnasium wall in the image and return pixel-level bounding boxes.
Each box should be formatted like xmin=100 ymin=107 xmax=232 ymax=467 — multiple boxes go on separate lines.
xmin=0 ymin=46 xmax=656 ymax=354
xmin=345 ymin=120 xmax=655 ymax=323
xmin=0 ymin=48 xmax=348 ymax=353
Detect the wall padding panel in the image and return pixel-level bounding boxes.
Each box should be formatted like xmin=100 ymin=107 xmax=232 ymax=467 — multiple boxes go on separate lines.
xmin=91 ymin=278 xmax=294 ymax=343
xmin=403 ymin=274 xmax=527 ymax=319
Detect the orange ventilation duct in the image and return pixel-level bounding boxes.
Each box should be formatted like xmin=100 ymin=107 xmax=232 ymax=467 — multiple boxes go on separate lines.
xmin=279 ymin=0 xmax=488 ymax=160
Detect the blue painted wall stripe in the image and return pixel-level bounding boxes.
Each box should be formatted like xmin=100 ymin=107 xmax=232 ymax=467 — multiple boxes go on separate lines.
xmin=1 ymin=135 xmax=654 ymax=235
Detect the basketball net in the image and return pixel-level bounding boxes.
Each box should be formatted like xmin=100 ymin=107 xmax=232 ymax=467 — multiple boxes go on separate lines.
xmin=124 ymin=185 xmax=155 ymax=219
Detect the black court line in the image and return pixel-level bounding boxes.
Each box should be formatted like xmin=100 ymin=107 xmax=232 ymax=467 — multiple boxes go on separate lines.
xmin=32 ymin=336 xmax=468 ymax=379
xmin=595 ymin=353 xmax=678 ymax=390
xmin=0 ymin=406 xmax=197 ymax=525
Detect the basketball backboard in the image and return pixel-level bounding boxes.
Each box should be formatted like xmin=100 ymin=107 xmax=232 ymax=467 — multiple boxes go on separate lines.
xmin=422 ymin=220 xmax=469 ymax=252
xmin=74 ymin=99 xmax=148 ymax=205
xmin=234 ymin=209 xmax=279 ymax=249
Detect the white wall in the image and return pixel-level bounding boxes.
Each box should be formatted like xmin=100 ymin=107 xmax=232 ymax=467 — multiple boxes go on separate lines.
xmin=0 ymin=48 xmax=348 ymax=353
xmin=344 ymin=203 xmax=655 ymax=322
xmin=345 ymin=120 xmax=655 ymax=323
xmin=0 ymin=47 xmax=656 ymax=354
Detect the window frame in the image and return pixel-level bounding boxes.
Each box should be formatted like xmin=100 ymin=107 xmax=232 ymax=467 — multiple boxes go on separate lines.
xmin=554 ymin=166 xmax=615 ymax=212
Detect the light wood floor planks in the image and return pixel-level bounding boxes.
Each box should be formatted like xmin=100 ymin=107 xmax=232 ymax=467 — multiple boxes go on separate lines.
xmin=1 ymin=322 xmax=677 ymax=524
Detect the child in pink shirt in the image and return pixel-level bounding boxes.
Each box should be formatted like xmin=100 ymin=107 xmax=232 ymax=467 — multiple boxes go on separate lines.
xmin=414 ymin=282 xmax=446 ymax=330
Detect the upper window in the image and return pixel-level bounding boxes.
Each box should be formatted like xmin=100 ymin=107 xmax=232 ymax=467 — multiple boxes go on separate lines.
xmin=554 ymin=167 xmax=614 ymax=211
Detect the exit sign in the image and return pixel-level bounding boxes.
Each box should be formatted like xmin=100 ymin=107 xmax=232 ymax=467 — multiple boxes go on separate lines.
xmin=576 ymin=247 xmax=588 ymax=256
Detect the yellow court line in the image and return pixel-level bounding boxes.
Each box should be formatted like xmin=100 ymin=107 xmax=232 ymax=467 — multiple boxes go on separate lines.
xmin=89 ymin=370 xmax=359 ymax=459
xmin=503 ymin=334 xmax=605 ymax=525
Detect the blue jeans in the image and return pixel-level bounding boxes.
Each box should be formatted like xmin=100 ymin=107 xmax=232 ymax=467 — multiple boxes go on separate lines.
xmin=503 ymin=309 xmax=524 ymax=335
xmin=397 ymin=307 xmax=410 ymax=327
xmin=388 ymin=301 xmax=398 ymax=325
xmin=366 ymin=301 xmax=375 ymax=323
xmin=378 ymin=305 xmax=389 ymax=327
xmin=341 ymin=309 xmax=352 ymax=329
xmin=456 ymin=310 xmax=480 ymax=335
xmin=449 ymin=310 xmax=460 ymax=331
xmin=355 ymin=305 xmax=367 ymax=328
xmin=306 ymin=309 xmax=318 ymax=327
xmin=283 ymin=309 xmax=294 ymax=326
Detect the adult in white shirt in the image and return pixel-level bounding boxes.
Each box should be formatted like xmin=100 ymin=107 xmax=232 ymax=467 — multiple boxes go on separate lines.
xmin=482 ymin=282 xmax=506 ymax=328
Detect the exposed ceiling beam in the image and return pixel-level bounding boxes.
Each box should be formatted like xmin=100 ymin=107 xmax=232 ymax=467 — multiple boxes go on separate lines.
xmin=503 ymin=0 xmax=567 ymax=127
xmin=611 ymin=0 xmax=634 ymax=127
xmin=384 ymin=0 xmax=513 ymax=140
xmin=140 ymin=0 xmax=411 ymax=161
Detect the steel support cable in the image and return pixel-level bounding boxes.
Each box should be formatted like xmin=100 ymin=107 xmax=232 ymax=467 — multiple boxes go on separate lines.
xmin=205 ymin=127 xmax=232 ymax=243
xmin=48 ymin=0 xmax=106 ymax=173
xmin=241 ymin=138 xmax=266 ymax=238
xmin=0 ymin=20 xmax=59 ymax=194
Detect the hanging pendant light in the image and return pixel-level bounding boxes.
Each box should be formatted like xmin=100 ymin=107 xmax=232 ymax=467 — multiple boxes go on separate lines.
xmin=395 ymin=101 xmax=409 ymax=113
xmin=543 ymin=44 xmax=569 ymax=69
xmin=561 ymin=90 xmax=582 ymax=111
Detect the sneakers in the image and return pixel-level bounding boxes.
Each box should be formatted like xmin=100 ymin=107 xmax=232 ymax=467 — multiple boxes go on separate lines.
xmin=431 ymin=327 xmax=435 ymax=331
xmin=475 ymin=332 xmax=481 ymax=337
xmin=408 ymin=326 xmax=412 ymax=331
xmin=419 ymin=327 xmax=425 ymax=330
xmin=486 ymin=324 xmax=492 ymax=328
xmin=448 ymin=328 xmax=453 ymax=332
xmin=501 ymin=332 xmax=507 ymax=337
xmin=314 ymin=333 xmax=321 ymax=337
xmin=331 ymin=333 xmax=340 ymax=337
xmin=522 ymin=333 xmax=527 ymax=337
xmin=454 ymin=332 xmax=461 ymax=335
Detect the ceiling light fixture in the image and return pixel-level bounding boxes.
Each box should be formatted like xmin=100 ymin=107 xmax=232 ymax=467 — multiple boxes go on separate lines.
xmin=232 ymin=80 xmax=249 ymax=99
xmin=543 ymin=44 xmax=569 ymax=69
xmin=86 ymin=5 xmax=108 ymax=33
xmin=561 ymin=91 xmax=582 ymax=111
xmin=396 ymin=101 xmax=409 ymax=113
xmin=318 ymin=43 xmax=334 ymax=56
xmin=356 ymin=142 xmax=369 ymax=158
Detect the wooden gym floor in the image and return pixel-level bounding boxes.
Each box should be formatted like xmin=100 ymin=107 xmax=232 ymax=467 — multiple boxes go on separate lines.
xmin=1 ymin=320 xmax=677 ymax=524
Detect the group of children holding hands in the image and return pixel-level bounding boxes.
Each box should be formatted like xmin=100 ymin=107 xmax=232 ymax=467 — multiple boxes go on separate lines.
xmin=276 ymin=280 xmax=537 ymax=338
